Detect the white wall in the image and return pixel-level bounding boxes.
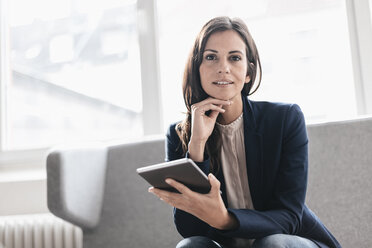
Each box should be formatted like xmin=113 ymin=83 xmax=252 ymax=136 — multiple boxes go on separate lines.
xmin=0 ymin=179 xmax=48 ymax=215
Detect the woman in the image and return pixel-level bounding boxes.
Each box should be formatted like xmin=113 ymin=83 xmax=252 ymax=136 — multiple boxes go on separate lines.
xmin=149 ymin=16 xmax=341 ymax=248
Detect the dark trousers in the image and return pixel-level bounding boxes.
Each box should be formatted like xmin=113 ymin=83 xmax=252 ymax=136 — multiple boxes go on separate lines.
xmin=176 ymin=234 xmax=319 ymax=248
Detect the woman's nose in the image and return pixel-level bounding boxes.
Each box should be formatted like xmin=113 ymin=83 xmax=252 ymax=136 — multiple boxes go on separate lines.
xmin=218 ymin=59 xmax=230 ymax=74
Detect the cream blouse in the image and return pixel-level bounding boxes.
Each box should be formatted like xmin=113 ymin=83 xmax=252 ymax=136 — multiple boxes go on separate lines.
xmin=216 ymin=113 xmax=254 ymax=210
xmin=216 ymin=113 xmax=254 ymax=247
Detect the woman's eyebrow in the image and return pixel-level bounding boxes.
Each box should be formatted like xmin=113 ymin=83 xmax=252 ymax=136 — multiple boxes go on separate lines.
xmin=204 ymin=49 xmax=218 ymax=53
xmin=229 ymin=50 xmax=244 ymax=55
xmin=204 ymin=49 xmax=244 ymax=55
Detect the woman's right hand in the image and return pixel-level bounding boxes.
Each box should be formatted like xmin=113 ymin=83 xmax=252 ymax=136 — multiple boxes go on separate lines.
xmin=188 ymin=98 xmax=231 ymax=162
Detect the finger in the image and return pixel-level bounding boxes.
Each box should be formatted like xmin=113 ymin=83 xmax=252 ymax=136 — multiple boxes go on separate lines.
xmin=149 ymin=187 xmax=190 ymax=210
xmin=208 ymin=110 xmax=220 ymax=120
xmin=208 ymin=105 xmax=225 ymax=120
xmin=192 ymin=98 xmax=232 ymax=109
xmin=203 ymin=97 xmax=232 ymax=106
xmin=208 ymin=173 xmax=221 ymax=196
xmin=193 ymin=104 xmax=226 ymax=115
xmin=165 ymin=178 xmax=194 ymax=195
xmin=149 ymin=187 xmax=179 ymax=202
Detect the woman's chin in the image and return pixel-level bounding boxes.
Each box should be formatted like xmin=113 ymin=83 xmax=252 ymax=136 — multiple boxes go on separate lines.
xmin=209 ymin=94 xmax=233 ymax=101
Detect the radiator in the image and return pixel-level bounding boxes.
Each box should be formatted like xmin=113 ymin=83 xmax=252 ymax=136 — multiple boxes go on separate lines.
xmin=0 ymin=214 xmax=82 ymax=248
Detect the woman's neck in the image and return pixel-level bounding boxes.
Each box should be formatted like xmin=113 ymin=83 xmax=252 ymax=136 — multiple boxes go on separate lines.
xmin=217 ymin=97 xmax=243 ymax=125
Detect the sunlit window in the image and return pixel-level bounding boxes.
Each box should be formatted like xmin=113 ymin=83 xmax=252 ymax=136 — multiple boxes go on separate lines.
xmin=7 ymin=0 xmax=142 ymax=149
xmin=370 ymin=0 xmax=372 ymax=26
xmin=2 ymin=0 xmax=365 ymax=150
xmin=157 ymin=0 xmax=356 ymax=127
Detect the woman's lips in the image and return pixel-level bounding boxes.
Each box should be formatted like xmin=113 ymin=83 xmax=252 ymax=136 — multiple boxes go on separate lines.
xmin=213 ymin=81 xmax=233 ymax=85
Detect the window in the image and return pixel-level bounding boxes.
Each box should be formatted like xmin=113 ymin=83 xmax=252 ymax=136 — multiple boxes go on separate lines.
xmin=1 ymin=0 xmax=372 ymax=156
xmin=5 ymin=0 xmax=143 ymax=150
xmin=157 ymin=0 xmax=356 ymax=126
xmin=370 ymin=0 xmax=372 ymax=26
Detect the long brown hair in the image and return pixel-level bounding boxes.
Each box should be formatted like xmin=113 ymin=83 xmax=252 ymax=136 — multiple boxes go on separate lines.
xmin=176 ymin=16 xmax=262 ymax=173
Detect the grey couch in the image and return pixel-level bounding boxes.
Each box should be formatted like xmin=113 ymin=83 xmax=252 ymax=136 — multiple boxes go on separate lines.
xmin=47 ymin=117 xmax=372 ymax=248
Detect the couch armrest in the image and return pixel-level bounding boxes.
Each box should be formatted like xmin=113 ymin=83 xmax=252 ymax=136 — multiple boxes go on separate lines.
xmin=47 ymin=145 xmax=107 ymax=229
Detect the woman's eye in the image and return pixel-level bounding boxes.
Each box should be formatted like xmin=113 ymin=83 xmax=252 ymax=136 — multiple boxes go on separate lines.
xmin=205 ymin=54 xmax=216 ymax=60
xmin=231 ymin=55 xmax=241 ymax=61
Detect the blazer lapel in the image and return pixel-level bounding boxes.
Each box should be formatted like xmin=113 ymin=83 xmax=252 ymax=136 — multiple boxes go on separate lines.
xmin=242 ymin=96 xmax=264 ymax=209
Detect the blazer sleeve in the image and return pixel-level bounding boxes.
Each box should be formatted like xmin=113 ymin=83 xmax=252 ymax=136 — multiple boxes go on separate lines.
xmin=165 ymin=123 xmax=213 ymax=238
xmin=221 ymin=104 xmax=309 ymax=239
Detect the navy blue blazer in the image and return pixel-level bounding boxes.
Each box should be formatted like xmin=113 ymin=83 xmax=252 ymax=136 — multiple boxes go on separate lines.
xmin=166 ymin=95 xmax=341 ymax=248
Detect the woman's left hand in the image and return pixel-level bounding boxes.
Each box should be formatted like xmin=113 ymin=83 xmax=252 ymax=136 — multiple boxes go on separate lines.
xmin=148 ymin=173 xmax=238 ymax=230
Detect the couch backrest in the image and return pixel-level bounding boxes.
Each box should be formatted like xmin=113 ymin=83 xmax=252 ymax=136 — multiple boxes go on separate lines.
xmin=48 ymin=117 xmax=372 ymax=248
xmin=47 ymin=146 xmax=108 ymax=229
xmin=82 ymin=138 xmax=181 ymax=248
xmin=306 ymin=117 xmax=372 ymax=248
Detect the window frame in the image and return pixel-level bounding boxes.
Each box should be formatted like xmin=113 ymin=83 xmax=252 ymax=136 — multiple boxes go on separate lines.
xmin=0 ymin=0 xmax=9 ymax=152
xmin=0 ymin=0 xmax=163 ymax=170
xmin=346 ymin=0 xmax=372 ymax=114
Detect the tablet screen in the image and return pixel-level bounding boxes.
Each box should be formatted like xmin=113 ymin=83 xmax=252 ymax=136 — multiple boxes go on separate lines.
xmin=137 ymin=158 xmax=211 ymax=194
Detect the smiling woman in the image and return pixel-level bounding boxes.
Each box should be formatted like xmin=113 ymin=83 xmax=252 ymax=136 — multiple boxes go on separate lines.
xmin=149 ymin=16 xmax=341 ymax=248
xmin=199 ymin=30 xmax=251 ymax=102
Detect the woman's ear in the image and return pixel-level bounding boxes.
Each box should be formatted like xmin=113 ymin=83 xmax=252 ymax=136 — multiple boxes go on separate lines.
xmin=245 ymin=62 xmax=255 ymax=83
xmin=245 ymin=74 xmax=251 ymax=84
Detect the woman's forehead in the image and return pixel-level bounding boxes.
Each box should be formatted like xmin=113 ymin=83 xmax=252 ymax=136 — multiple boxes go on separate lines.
xmin=204 ymin=30 xmax=246 ymax=52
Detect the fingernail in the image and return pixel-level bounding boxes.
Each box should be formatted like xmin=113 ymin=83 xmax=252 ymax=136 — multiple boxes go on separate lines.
xmin=165 ymin=179 xmax=172 ymax=184
xmin=148 ymin=187 xmax=154 ymax=193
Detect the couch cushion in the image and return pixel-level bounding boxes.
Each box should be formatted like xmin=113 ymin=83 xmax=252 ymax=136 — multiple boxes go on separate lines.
xmin=306 ymin=117 xmax=372 ymax=248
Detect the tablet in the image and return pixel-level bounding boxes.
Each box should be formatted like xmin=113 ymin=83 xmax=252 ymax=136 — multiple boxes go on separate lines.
xmin=136 ymin=158 xmax=211 ymax=194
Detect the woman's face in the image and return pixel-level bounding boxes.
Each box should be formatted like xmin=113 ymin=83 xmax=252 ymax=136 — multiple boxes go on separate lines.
xmin=199 ymin=30 xmax=250 ymax=102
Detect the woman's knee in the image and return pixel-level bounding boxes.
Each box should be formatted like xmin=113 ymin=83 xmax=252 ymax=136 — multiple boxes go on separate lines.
xmin=176 ymin=236 xmax=223 ymax=248
xmin=252 ymin=234 xmax=318 ymax=248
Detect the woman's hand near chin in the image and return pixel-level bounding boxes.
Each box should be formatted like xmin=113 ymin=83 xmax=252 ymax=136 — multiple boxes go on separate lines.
xmin=188 ymin=97 xmax=231 ymax=162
